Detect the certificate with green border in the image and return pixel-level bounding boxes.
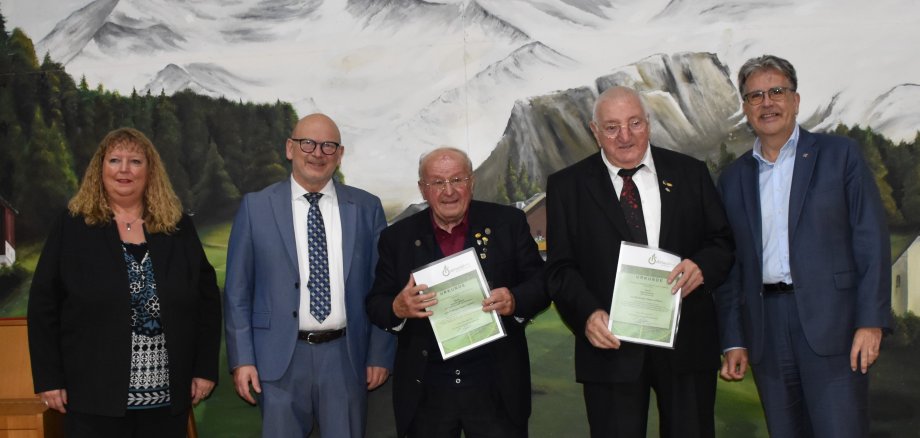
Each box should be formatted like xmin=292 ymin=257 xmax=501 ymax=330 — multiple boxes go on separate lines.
xmin=608 ymin=242 xmax=683 ymax=348
xmin=412 ymin=247 xmax=506 ymax=359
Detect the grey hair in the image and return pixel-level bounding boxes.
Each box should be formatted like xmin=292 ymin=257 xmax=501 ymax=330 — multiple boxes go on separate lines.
xmin=737 ymin=55 xmax=798 ymax=94
xmin=418 ymin=146 xmax=474 ymax=181
xmin=593 ymin=86 xmax=647 ymax=122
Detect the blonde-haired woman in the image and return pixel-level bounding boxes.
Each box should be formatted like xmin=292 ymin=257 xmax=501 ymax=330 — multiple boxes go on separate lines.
xmin=28 ymin=127 xmax=221 ymax=437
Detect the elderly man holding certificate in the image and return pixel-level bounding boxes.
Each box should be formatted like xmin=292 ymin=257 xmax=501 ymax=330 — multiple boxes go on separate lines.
xmin=546 ymin=86 xmax=734 ymax=438
xmin=366 ymin=147 xmax=548 ymax=438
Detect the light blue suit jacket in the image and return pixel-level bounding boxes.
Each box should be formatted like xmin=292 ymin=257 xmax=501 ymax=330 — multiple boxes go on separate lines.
xmin=224 ymin=179 xmax=394 ymax=382
xmin=716 ymin=129 xmax=892 ymax=363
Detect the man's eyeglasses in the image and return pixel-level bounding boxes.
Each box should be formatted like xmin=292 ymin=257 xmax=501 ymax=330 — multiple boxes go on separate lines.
xmin=742 ymin=86 xmax=795 ymax=106
xmin=600 ymin=118 xmax=647 ymax=138
xmin=420 ymin=176 xmax=472 ymax=192
xmin=290 ymin=138 xmax=341 ymax=155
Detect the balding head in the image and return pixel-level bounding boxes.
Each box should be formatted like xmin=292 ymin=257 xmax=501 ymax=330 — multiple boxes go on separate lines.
xmin=291 ymin=113 xmax=341 ymax=143
xmin=286 ymin=113 xmax=344 ymax=192
xmin=418 ymin=147 xmax=473 ymax=181
xmin=589 ymin=86 xmax=651 ymax=169
xmin=593 ymin=86 xmax=646 ymax=123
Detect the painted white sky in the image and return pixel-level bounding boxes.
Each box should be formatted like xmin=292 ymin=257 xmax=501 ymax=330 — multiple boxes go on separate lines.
xmin=2 ymin=0 xmax=92 ymax=40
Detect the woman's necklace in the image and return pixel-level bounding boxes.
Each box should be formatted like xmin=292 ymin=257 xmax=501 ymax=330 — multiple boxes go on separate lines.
xmin=119 ymin=214 xmax=142 ymax=231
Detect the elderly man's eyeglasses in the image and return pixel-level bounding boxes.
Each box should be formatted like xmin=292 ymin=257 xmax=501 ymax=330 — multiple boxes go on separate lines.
xmin=742 ymin=87 xmax=795 ymax=106
xmin=291 ymin=138 xmax=340 ymax=155
xmin=601 ymin=118 xmax=647 ymax=138
xmin=421 ymin=176 xmax=472 ymax=192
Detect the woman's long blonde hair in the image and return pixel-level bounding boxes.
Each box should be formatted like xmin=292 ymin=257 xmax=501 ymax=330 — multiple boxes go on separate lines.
xmin=68 ymin=128 xmax=183 ymax=234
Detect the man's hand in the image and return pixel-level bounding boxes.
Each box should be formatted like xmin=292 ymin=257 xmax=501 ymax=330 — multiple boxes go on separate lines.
xmin=232 ymin=365 xmax=261 ymax=405
xmin=668 ymin=259 xmax=704 ymax=297
xmin=392 ymin=275 xmax=435 ymax=319
xmin=38 ymin=389 xmax=67 ymax=414
xmin=191 ymin=377 xmax=216 ymax=405
xmin=850 ymin=327 xmax=882 ymax=374
xmin=585 ymin=310 xmax=620 ymax=349
xmin=719 ymin=348 xmax=749 ymax=381
xmin=483 ymin=287 xmax=515 ymax=316
xmin=367 ymin=366 xmax=389 ymax=390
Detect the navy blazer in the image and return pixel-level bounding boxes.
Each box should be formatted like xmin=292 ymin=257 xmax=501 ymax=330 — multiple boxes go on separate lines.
xmin=28 ymin=212 xmax=221 ymax=416
xmin=715 ymin=128 xmax=892 ymax=363
xmin=223 ymin=179 xmax=395 ymax=383
xmin=366 ymin=201 xmax=548 ymax=438
xmin=546 ymin=148 xmax=734 ymax=383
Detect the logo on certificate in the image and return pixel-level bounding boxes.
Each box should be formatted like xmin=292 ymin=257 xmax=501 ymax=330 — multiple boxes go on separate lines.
xmin=442 ymin=265 xmax=451 ymax=276
xmin=648 ymin=253 xmax=658 ymax=265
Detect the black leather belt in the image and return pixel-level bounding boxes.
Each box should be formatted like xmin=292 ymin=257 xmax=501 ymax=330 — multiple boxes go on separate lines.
xmin=763 ymin=282 xmax=794 ymax=294
xmin=297 ymin=328 xmax=346 ymax=344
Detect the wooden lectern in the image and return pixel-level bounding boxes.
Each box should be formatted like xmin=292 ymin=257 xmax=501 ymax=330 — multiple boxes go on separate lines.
xmin=0 ymin=318 xmax=63 ymax=437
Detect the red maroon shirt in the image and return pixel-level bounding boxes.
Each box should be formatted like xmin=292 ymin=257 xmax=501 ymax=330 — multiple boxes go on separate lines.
xmin=431 ymin=212 xmax=469 ymax=257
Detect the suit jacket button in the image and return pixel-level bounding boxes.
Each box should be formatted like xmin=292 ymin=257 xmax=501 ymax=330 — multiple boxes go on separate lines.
xmin=421 ymin=350 xmax=428 ymax=357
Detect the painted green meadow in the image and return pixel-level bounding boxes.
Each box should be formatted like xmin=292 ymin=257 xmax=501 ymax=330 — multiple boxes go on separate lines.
xmin=2 ymin=223 xmax=917 ymax=437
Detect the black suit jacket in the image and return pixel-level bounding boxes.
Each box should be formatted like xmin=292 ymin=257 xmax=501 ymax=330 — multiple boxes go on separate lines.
xmin=366 ymin=201 xmax=548 ymax=437
xmin=28 ymin=212 xmax=222 ymax=416
xmin=546 ymin=148 xmax=733 ymax=383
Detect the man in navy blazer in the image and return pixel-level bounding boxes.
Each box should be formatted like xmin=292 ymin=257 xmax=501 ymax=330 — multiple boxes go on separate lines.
xmin=224 ymin=113 xmax=395 ymax=437
xmin=716 ymin=55 xmax=892 ymax=438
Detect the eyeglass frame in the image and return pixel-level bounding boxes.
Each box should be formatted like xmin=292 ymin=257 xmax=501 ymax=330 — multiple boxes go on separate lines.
xmin=741 ymin=86 xmax=795 ymax=106
xmin=598 ymin=117 xmax=648 ymax=139
xmin=419 ymin=176 xmax=473 ymax=192
xmin=290 ymin=137 xmax=341 ymax=155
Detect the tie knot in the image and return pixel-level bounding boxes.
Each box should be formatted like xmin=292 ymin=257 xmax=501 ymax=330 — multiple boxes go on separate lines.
xmin=304 ymin=192 xmax=323 ymax=205
xmin=618 ymin=165 xmax=644 ymax=178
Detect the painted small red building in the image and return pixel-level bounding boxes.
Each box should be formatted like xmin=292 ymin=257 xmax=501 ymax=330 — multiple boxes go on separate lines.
xmin=0 ymin=196 xmax=18 ymax=267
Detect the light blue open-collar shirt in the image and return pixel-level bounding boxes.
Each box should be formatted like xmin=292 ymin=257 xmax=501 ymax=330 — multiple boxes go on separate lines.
xmin=752 ymin=124 xmax=800 ymax=284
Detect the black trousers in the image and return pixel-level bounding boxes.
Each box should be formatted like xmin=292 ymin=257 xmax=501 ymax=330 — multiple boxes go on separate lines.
xmin=65 ymin=406 xmax=187 ymax=438
xmin=583 ymin=347 xmax=716 ymax=438
xmin=408 ymin=383 xmax=524 ymax=438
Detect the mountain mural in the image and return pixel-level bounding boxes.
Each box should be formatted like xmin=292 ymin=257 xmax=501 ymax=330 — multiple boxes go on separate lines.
xmin=143 ymin=63 xmax=260 ymax=98
xmin=473 ymin=52 xmax=747 ymax=202
xmin=10 ymin=0 xmax=919 ymax=210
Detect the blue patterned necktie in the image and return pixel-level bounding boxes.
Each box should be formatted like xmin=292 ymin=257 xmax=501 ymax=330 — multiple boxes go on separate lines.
xmin=618 ymin=165 xmax=648 ymax=245
xmin=304 ymin=193 xmax=331 ymax=323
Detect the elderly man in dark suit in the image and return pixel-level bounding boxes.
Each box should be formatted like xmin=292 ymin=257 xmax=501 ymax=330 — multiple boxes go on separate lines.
xmin=366 ymin=146 xmax=549 ymax=438
xmin=716 ymin=55 xmax=891 ymax=438
xmin=546 ymin=86 xmax=734 ymax=438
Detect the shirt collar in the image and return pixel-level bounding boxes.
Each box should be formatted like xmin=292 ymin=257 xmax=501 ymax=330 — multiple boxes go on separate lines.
xmin=600 ymin=143 xmax=658 ymax=180
xmin=753 ymin=124 xmax=800 ymax=166
xmin=290 ymin=175 xmax=337 ymax=202
xmin=430 ymin=209 xmax=470 ymax=236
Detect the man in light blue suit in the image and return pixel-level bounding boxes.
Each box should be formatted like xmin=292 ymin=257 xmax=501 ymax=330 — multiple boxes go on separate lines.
xmin=716 ymin=55 xmax=892 ymax=438
xmin=224 ymin=113 xmax=395 ymax=437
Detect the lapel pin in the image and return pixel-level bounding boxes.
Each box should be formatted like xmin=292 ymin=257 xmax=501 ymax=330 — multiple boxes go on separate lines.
xmin=661 ymin=180 xmax=673 ymax=193
xmin=484 ymin=228 xmax=491 ymax=235
xmin=802 ymin=153 xmax=809 ymax=158
xmin=414 ymin=239 xmax=421 ymax=247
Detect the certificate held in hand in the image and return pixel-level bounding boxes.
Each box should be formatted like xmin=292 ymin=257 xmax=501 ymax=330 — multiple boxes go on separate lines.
xmin=608 ymin=242 xmax=683 ymax=349
xmin=412 ymin=247 xmax=506 ymax=359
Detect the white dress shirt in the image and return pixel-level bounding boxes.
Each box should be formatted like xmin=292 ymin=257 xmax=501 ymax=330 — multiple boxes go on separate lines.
xmin=752 ymin=125 xmax=800 ymax=284
xmin=600 ymin=146 xmax=662 ymax=249
xmin=290 ymin=176 xmax=347 ymax=330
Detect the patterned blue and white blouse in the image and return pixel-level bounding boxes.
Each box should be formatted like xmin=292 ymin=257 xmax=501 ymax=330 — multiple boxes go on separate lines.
xmin=123 ymin=242 xmax=170 ymax=409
